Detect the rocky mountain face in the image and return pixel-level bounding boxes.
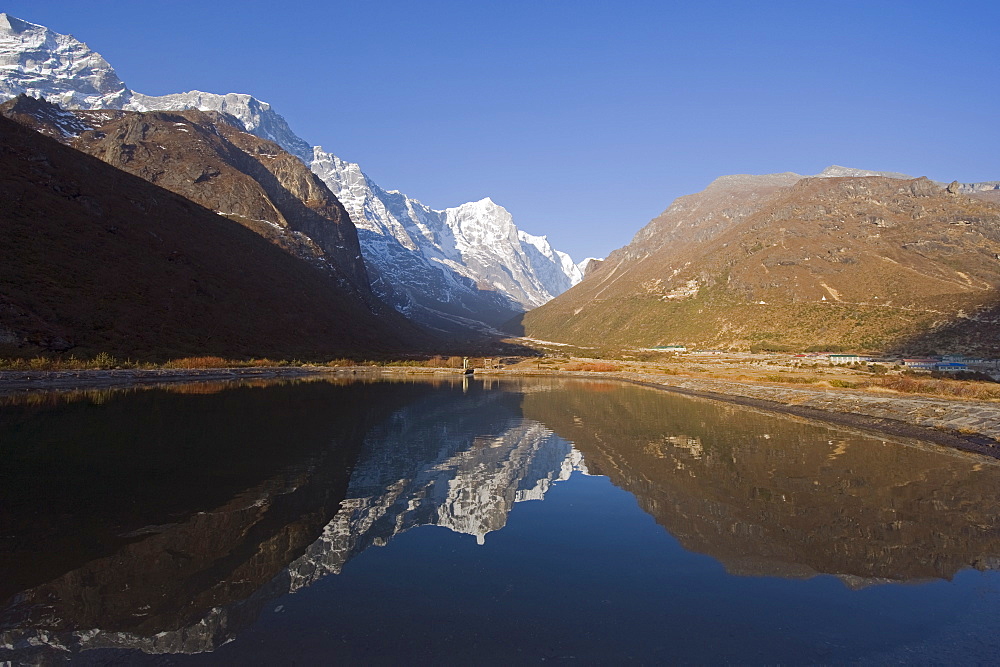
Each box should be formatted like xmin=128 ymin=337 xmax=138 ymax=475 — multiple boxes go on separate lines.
xmin=613 ymin=166 xmax=914 ymax=264
xmin=0 ymin=13 xmax=585 ymax=331
xmin=957 ymin=180 xmax=1000 ymax=205
xmin=127 ymin=91 xmax=313 ymax=163
xmin=524 ymin=169 xmax=1000 ymax=354
xmin=578 ymin=256 xmax=604 ymax=277
xmin=2 ymin=94 xmax=371 ymax=293
xmin=0 ymin=113 xmax=421 ymax=359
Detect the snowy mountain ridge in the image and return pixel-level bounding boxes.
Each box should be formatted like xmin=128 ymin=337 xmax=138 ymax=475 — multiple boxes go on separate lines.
xmin=312 ymin=147 xmax=586 ymax=326
xmin=0 ymin=13 xmax=585 ymax=327
xmin=127 ymin=90 xmax=314 ymax=163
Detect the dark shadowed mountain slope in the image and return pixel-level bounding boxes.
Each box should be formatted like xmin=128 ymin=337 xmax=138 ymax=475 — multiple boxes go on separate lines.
xmin=524 ymin=174 xmax=1000 ymax=355
xmin=0 ymin=114 xmax=427 ymax=360
xmin=2 ymin=94 xmax=370 ymax=293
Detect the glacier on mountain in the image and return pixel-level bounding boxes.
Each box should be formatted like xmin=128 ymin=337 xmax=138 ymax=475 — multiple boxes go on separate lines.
xmin=0 ymin=13 xmax=585 ymax=327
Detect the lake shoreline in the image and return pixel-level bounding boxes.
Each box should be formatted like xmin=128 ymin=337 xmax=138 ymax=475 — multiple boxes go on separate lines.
xmin=490 ymin=368 xmax=1000 ymax=460
xmin=2 ymin=365 xmax=998 ymax=460
xmin=616 ymin=373 xmax=1000 ymax=460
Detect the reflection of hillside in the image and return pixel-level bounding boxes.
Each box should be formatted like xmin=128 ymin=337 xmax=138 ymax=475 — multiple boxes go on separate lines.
xmin=1 ymin=379 xmax=583 ymax=658
xmin=0 ymin=380 xmax=431 ymax=656
xmin=3 ymin=463 xmax=350 ymax=655
xmin=523 ymin=381 xmax=1000 ymax=583
xmin=9 ymin=377 xmax=1000 ymax=660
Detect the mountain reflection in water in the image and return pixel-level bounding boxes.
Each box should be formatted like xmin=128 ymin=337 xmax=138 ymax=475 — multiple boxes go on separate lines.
xmin=2 ymin=376 xmax=999 ymax=661
xmin=521 ymin=382 xmax=1000 ymax=584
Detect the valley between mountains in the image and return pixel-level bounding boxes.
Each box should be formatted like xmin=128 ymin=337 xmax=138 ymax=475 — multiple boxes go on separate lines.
xmin=2 ymin=11 xmax=1000 ymax=365
xmin=5 ymin=7 xmax=1000 ymax=665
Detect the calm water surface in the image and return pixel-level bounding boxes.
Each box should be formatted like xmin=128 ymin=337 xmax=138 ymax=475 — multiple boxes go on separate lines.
xmin=2 ymin=377 xmax=1000 ymax=664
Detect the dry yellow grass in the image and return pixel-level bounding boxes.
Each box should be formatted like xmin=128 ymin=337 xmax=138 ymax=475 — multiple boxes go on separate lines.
xmin=859 ymin=375 xmax=1000 ymax=401
xmin=161 ymin=356 xmax=230 ymax=369
xmin=562 ymin=362 xmax=622 ymax=372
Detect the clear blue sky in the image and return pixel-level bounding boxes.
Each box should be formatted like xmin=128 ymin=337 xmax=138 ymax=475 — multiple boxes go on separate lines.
xmin=6 ymin=1 xmax=999 ymax=260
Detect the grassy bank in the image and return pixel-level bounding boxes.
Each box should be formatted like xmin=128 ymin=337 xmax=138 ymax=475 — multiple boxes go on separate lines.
xmin=0 ymin=354 xmax=510 ymax=373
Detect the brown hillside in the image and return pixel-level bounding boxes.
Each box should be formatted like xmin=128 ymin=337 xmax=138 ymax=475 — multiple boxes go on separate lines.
xmin=614 ymin=171 xmax=802 ymax=261
xmin=0 ymin=114 xmax=426 ymax=360
xmin=525 ymin=174 xmax=1000 ymax=355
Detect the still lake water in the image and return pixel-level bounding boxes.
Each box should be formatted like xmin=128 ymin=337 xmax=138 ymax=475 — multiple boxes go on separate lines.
xmin=2 ymin=376 xmax=1000 ymax=664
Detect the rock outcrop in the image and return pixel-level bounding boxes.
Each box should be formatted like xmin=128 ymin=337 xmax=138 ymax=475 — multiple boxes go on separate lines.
xmin=127 ymin=90 xmax=313 ymax=163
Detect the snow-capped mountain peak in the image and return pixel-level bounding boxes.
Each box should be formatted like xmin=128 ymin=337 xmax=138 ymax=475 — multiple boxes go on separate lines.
xmin=311 ymin=145 xmax=587 ymax=323
xmin=0 ymin=12 xmax=586 ymax=330
xmin=0 ymin=14 xmax=310 ymax=161
xmin=519 ymin=230 xmax=585 ymax=286
xmin=0 ymin=13 xmax=130 ymax=109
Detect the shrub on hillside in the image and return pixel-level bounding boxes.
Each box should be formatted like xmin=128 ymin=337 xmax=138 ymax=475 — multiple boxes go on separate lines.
xmin=763 ymin=375 xmax=819 ymax=384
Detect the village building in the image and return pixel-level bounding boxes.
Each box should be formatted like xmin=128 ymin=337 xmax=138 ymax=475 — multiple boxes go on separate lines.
xmin=828 ymin=354 xmax=869 ymax=365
